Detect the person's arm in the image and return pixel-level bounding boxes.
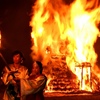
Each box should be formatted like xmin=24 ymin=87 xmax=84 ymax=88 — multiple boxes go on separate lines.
xmin=1 ymin=66 xmax=13 ymax=85
xmin=20 ymin=75 xmax=47 ymax=96
xmin=13 ymin=66 xmax=29 ymax=80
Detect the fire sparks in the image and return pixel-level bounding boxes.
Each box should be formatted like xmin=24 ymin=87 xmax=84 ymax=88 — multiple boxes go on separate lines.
xmin=30 ymin=0 xmax=100 ymax=92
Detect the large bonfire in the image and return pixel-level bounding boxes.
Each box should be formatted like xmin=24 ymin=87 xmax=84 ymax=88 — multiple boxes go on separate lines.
xmin=30 ymin=0 xmax=100 ymax=93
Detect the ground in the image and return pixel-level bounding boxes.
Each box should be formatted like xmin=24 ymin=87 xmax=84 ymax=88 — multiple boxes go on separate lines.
xmin=0 ymin=82 xmax=100 ymax=100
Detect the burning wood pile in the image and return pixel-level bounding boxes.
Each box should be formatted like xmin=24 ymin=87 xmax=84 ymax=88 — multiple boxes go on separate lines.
xmin=29 ymin=0 xmax=100 ymax=94
xmin=44 ymin=57 xmax=100 ymax=93
xmin=46 ymin=55 xmax=79 ymax=93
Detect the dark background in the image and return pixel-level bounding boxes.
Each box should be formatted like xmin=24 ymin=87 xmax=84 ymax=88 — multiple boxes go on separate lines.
xmin=0 ymin=0 xmax=100 ymax=74
xmin=0 ymin=0 xmax=36 ymax=73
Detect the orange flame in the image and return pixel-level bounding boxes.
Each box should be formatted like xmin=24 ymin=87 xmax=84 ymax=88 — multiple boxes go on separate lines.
xmin=30 ymin=0 xmax=100 ymax=92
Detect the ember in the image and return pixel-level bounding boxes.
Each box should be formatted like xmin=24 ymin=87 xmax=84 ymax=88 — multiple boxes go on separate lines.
xmin=30 ymin=0 xmax=100 ymax=93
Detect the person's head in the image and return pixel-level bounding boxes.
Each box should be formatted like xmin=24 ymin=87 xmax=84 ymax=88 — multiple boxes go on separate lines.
xmin=32 ymin=61 xmax=43 ymax=75
xmin=12 ymin=50 xmax=24 ymax=64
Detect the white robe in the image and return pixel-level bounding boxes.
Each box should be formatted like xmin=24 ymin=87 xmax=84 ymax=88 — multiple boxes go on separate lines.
xmin=1 ymin=64 xmax=28 ymax=100
xmin=20 ymin=74 xmax=47 ymax=100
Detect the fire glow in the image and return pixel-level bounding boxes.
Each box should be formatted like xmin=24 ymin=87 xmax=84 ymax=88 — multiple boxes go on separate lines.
xmin=30 ymin=0 xmax=100 ymax=93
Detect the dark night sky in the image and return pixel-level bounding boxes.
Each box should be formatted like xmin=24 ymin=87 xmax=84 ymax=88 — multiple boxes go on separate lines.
xmin=0 ymin=0 xmax=100 ymax=73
